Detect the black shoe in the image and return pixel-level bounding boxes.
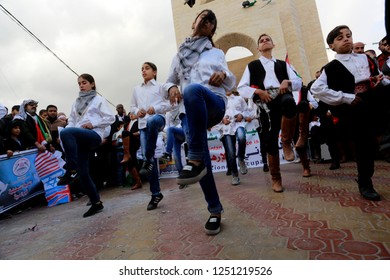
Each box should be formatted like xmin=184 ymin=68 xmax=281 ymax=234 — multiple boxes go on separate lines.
xmin=147 ymin=193 xmax=164 ymax=211
xmin=204 ymin=215 xmax=221 ymax=235
xmin=177 ymin=162 xmax=207 ymax=185
xmin=356 ymin=179 xmax=381 ymax=201
xmin=139 ymin=161 xmax=154 ymax=177
xmin=57 ymin=170 xmax=78 ymax=185
xmin=329 ymin=161 xmax=340 ymax=170
xmin=161 ymin=152 xmax=172 ymax=162
xmin=263 ymin=163 xmax=269 ymax=172
xmin=83 ymin=201 xmax=104 ymax=218
xmin=226 ymin=169 xmax=232 ymax=176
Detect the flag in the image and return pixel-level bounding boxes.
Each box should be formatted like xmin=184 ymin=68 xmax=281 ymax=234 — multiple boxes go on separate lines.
xmin=285 ymin=52 xmax=302 ymax=79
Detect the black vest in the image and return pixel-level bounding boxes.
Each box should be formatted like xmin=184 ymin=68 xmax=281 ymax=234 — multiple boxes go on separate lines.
xmin=324 ymin=55 xmax=379 ymax=93
xmin=247 ymin=59 xmax=289 ymax=103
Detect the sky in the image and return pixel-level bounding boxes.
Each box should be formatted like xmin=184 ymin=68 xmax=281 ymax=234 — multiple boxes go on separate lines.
xmin=0 ymin=0 xmax=386 ymax=115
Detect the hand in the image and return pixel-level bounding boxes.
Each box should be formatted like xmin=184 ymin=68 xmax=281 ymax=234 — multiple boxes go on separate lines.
xmin=351 ymin=95 xmax=363 ymax=107
xmin=245 ymin=117 xmax=252 ymax=122
xmin=208 ymin=71 xmax=225 ymax=87
xmin=279 ymin=80 xmax=291 ymax=94
xmin=235 ymin=114 xmax=244 ymax=122
xmin=137 ymin=109 xmax=146 ymax=118
xmin=81 ymin=122 xmax=93 ymax=129
xmin=371 ymin=74 xmax=383 ymax=87
xmin=146 ymin=107 xmax=155 ymax=115
xmin=36 ymin=143 xmax=46 ymax=152
xmin=6 ymin=150 xmax=13 ymax=158
xmin=255 ymin=89 xmax=273 ymax=103
xmin=168 ymin=86 xmax=182 ymax=105
xmin=222 ymin=116 xmax=231 ymax=125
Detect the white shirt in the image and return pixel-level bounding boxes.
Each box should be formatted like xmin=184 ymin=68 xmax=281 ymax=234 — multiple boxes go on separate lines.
xmin=67 ymin=95 xmax=115 ymax=141
xmin=311 ymin=53 xmax=390 ymax=106
xmin=221 ymin=94 xmax=248 ymax=135
xmin=237 ymin=56 xmax=303 ymax=100
xmin=130 ymin=79 xmax=170 ymax=130
xmin=245 ymin=98 xmax=260 ymax=129
xmin=163 ymin=47 xmax=236 ymax=105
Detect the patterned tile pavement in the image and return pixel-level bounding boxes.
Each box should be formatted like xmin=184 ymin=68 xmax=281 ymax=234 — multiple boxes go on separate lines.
xmin=1 ymin=160 xmax=389 ymax=260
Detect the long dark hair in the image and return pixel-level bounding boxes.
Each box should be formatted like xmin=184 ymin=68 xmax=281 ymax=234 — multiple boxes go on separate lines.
xmin=78 ymin=73 xmax=96 ymax=90
xmin=194 ymin=9 xmax=217 ymax=46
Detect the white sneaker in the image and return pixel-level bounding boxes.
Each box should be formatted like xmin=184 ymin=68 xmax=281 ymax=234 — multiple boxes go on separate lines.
xmin=238 ymin=160 xmax=248 ymax=174
xmin=231 ymin=176 xmax=240 ymax=185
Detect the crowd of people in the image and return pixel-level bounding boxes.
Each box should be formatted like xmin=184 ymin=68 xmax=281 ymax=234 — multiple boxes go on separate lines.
xmin=1 ymin=9 xmax=390 ymax=235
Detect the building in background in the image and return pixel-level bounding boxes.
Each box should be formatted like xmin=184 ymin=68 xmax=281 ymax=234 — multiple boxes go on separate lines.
xmin=171 ymin=0 xmax=328 ymax=84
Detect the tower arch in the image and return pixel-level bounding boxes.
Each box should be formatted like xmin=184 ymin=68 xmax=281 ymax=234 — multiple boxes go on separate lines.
xmin=171 ymin=0 xmax=328 ymax=84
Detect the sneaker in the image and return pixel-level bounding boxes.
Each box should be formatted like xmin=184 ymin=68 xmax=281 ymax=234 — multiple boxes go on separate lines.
xmin=231 ymin=176 xmax=240 ymax=185
xmin=147 ymin=193 xmax=164 ymax=211
xmin=176 ymin=162 xmax=207 ymax=185
xmin=83 ymin=201 xmax=104 ymax=218
xmin=263 ymin=163 xmax=269 ymax=172
xmin=161 ymin=152 xmax=172 ymax=162
xmin=57 ymin=170 xmax=78 ymax=186
xmin=204 ymin=215 xmax=221 ymax=235
xmin=238 ymin=160 xmax=248 ymax=175
xmin=139 ymin=161 xmax=154 ymax=177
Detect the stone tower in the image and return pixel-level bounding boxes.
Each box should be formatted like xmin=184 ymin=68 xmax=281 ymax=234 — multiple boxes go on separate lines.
xmin=170 ymin=0 xmax=328 ymax=84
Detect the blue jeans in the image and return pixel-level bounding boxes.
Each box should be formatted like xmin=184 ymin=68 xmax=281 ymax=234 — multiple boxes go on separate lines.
xmin=183 ymin=83 xmax=226 ymax=214
xmin=165 ymin=115 xmax=188 ymax=172
xmin=140 ymin=115 xmax=165 ymax=195
xmin=140 ymin=115 xmax=165 ymax=162
xmin=60 ymin=127 xmax=102 ymax=204
xmin=221 ymin=135 xmax=238 ymax=176
xmin=235 ymin=126 xmax=247 ymax=161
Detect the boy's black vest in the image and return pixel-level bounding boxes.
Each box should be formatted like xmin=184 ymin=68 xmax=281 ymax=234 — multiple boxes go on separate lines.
xmin=247 ymin=59 xmax=289 ymax=102
xmin=324 ymin=55 xmax=379 ymax=93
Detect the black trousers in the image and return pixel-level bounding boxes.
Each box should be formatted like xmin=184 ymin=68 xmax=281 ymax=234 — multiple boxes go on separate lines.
xmin=260 ymin=92 xmax=297 ymax=155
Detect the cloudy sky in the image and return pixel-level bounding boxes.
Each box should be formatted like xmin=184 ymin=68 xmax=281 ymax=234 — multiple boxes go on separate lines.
xmin=0 ymin=0 xmax=386 ymax=115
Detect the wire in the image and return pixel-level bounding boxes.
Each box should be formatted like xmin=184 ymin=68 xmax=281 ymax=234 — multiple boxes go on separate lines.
xmin=0 ymin=3 xmax=116 ymax=108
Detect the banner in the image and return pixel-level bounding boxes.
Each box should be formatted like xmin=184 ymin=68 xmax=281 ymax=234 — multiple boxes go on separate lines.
xmin=0 ymin=150 xmax=44 ymax=214
xmin=35 ymin=151 xmax=71 ymax=207
xmin=0 ymin=149 xmax=71 ymax=214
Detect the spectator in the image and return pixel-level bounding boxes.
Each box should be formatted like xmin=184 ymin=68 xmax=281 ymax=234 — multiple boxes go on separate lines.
xmin=13 ymin=99 xmax=52 ymax=152
xmin=352 ymin=42 xmax=365 ymax=54
xmin=46 ymin=104 xmax=66 ymax=152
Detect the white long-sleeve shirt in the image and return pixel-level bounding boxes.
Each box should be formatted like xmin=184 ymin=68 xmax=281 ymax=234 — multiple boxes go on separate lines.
xmin=130 ymin=79 xmax=171 ymax=130
xmin=67 ymin=95 xmax=115 ymax=141
xmin=221 ymin=94 xmax=248 ymax=135
xmin=163 ymin=47 xmax=236 ymax=106
xmin=311 ymin=53 xmax=390 ymax=106
xmin=245 ymin=98 xmax=260 ymax=129
xmin=237 ymin=56 xmax=302 ymax=100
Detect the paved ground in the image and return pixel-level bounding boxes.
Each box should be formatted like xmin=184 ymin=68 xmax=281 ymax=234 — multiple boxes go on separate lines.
xmin=1 ymin=160 xmax=389 ymax=260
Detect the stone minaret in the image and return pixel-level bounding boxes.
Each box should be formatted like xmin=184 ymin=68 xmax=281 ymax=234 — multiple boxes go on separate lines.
xmin=171 ymin=0 xmax=328 ymax=84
